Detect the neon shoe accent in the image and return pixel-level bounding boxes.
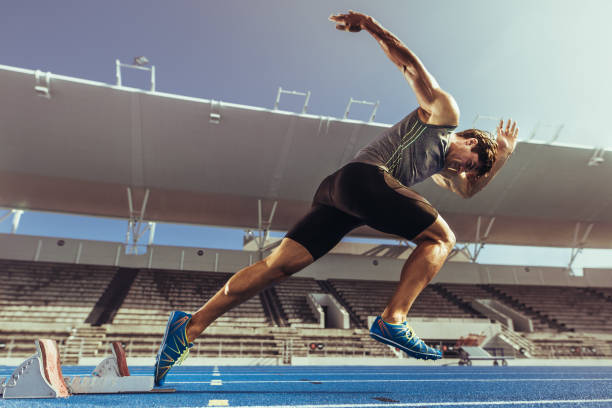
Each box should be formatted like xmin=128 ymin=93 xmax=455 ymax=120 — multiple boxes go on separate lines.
xmin=154 ymin=310 xmax=193 ymax=386
xmin=369 ymin=316 xmax=442 ymax=360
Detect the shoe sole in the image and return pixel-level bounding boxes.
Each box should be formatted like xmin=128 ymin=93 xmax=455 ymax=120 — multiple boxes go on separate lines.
xmin=370 ymin=332 xmax=441 ymax=360
xmin=154 ymin=311 xmax=179 ymax=385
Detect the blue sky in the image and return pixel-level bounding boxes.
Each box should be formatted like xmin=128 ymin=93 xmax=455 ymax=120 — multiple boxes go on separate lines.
xmin=1 ymin=1 xmax=611 ymax=270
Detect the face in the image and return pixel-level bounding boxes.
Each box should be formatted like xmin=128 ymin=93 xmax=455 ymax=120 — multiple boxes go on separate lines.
xmin=446 ymin=137 xmax=481 ymax=177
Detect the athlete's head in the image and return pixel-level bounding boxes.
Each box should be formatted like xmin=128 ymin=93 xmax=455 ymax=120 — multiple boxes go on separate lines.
xmin=447 ymin=129 xmax=497 ymax=178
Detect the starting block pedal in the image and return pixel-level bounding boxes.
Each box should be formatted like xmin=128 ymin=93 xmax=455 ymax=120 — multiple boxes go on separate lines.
xmin=1 ymin=339 xmax=70 ymax=398
xmin=1 ymin=339 xmax=164 ymax=399
xmin=65 ymin=341 xmax=154 ymax=394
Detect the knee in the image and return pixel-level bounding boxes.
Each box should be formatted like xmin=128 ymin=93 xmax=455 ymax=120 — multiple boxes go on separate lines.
xmin=414 ymin=226 xmax=455 ymax=256
xmin=430 ymin=216 xmax=456 ymax=254
xmin=264 ymin=239 xmax=314 ymax=276
xmin=432 ymin=229 xmax=455 ymax=258
xmin=265 ymin=258 xmax=301 ymax=277
xmin=443 ymin=229 xmax=456 ymax=252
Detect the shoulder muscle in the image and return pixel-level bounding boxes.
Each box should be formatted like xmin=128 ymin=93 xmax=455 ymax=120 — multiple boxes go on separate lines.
xmin=427 ymin=90 xmax=460 ymax=126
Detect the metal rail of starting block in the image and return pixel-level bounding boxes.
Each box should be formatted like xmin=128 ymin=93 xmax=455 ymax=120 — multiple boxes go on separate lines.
xmin=458 ymin=346 xmax=514 ymax=366
xmin=0 ymin=339 xmax=171 ymax=399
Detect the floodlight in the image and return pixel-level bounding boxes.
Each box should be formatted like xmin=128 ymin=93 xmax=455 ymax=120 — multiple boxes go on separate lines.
xmin=133 ymin=56 xmax=149 ymax=66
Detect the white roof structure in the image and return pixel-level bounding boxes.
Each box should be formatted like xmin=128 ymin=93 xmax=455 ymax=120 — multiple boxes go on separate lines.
xmin=1 ymin=65 xmax=611 ymax=248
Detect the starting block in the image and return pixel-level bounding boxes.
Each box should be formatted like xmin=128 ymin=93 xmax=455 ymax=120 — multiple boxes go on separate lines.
xmin=458 ymin=346 xmax=513 ymax=366
xmin=1 ymin=339 xmax=165 ymax=399
xmin=0 ymin=339 xmax=69 ymax=398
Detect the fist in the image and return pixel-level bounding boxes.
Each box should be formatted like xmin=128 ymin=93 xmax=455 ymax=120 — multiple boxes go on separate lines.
xmin=329 ymin=10 xmax=369 ymax=32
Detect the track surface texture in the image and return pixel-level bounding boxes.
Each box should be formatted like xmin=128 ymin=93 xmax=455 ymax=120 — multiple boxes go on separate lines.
xmin=1 ymin=365 xmax=611 ymax=407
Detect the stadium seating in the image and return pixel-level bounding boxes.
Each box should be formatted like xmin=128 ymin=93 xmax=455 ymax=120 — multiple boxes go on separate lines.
xmin=272 ymin=277 xmax=322 ymax=328
xmin=439 ymin=283 xmax=553 ymax=332
xmin=0 ymin=259 xmax=115 ymax=325
xmin=104 ymin=327 xmax=281 ymax=359
xmin=111 ymin=269 xmax=271 ymax=328
xmin=438 ymin=283 xmax=495 ymax=303
xmin=490 ymin=285 xmax=612 ymax=333
xmin=528 ymin=336 xmax=612 ymax=358
xmin=0 ymin=328 xmax=71 ymax=359
xmin=1 ymin=258 xmax=611 ymax=361
xmin=592 ymin=287 xmax=612 ymax=301
xmin=328 ymin=279 xmax=476 ymax=327
xmin=295 ymin=331 xmax=397 ymax=358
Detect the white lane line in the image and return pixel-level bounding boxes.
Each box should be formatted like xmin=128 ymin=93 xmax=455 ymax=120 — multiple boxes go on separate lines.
xmin=207 ymin=399 xmax=229 ymax=406
xmin=181 ymin=398 xmax=612 ymax=408
xmin=210 ymin=379 xmax=223 ymax=386
xmin=167 ymin=377 xmax=612 ymax=384
xmin=165 ymin=371 xmax=612 ymax=377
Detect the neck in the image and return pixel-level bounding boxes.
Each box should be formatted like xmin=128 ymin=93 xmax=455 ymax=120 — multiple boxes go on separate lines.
xmin=441 ymin=133 xmax=460 ymax=176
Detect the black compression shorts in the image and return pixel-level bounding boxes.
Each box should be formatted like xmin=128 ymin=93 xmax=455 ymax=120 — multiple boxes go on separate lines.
xmin=285 ymin=162 xmax=438 ymax=263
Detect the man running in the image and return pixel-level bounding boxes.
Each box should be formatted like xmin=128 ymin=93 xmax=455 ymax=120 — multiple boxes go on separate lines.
xmin=154 ymin=11 xmax=518 ymax=385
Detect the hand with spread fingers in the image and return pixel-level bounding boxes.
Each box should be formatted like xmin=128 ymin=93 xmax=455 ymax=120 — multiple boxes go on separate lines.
xmin=496 ymin=119 xmax=519 ymax=156
xmin=329 ymin=10 xmax=370 ymax=32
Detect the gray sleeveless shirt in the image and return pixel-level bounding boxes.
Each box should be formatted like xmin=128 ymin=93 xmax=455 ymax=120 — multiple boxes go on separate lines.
xmin=351 ymin=109 xmax=456 ymax=187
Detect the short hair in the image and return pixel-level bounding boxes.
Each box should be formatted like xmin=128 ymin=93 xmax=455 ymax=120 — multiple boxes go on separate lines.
xmin=455 ymin=128 xmax=498 ymax=177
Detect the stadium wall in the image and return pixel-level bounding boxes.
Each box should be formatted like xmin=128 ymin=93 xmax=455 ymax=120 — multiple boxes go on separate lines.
xmin=0 ymin=233 xmax=610 ymax=287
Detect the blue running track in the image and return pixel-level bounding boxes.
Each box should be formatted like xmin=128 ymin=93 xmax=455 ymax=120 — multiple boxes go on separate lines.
xmin=1 ymin=365 xmax=611 ymax=407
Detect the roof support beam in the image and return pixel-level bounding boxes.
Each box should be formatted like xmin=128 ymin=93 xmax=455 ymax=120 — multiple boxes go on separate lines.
xmin=125 ymin=187 xmax=154 ymax=255
xmin=34 ymin=70 xmax=51 ymax=99
xmin=526 ymin=121 xmax=565 ymax=143
xmin=254 ymin=199 xmax=278 ymax=261
xmin=588 ymin=147 xmax=605 ymax=167
xmin=471 ymin=114 xmax=500 ymax=129
xmin=344 ymin=98 xmax=379 ymax=122
xmin=452 ymin=216 xmax=496 ymax=263
xmin=115 ymin=59 xmax=156 ymax=92
xmin=274 ymin=87 xmax=311 ymax=113
xmin=567 ymin=222 xmax=594 ymax=276
xmin=0 ymin=209 xmax=24 ymax=234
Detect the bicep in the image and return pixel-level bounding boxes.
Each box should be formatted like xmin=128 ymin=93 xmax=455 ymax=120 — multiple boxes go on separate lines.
xmin=401 ymin=64 xmax=439 ymax=110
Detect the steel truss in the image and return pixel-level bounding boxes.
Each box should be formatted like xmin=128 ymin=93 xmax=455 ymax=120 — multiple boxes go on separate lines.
xmin=567 ymin=222 xmax=594 ymax=276
xmin=449 ymin=216 xmax=496 ymax=263
xmin=244 ymin=199 xmax=278 ymax=261
xmin=125 ymin=188 xmax=155 ymax=255
xmin=0 ymin=209 xmax=24 ymax=233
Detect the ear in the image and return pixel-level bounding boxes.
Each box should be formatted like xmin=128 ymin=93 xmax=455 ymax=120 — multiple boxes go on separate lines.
xmin=466 ymin=137 xmax=478 ymax=147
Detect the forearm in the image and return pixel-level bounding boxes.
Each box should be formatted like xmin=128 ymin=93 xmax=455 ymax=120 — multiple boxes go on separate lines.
xmin=362 ymin=18 xmax=439 ymax=107
xmin=464 ymin=150 xmax=513 ymax=197
xmin=363 ymin=18 xmax=438 ymax=92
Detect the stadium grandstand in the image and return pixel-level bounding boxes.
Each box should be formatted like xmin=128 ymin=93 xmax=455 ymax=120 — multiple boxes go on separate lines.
xmin=0 ymin=63 xmax=611 ymax=373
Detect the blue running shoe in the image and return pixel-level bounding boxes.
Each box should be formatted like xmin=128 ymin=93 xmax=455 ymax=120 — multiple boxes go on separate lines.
xmin=154 ymin=310 xmax=193 ymax=386
xmin=369 ymin=316 xmax=442 ymax=360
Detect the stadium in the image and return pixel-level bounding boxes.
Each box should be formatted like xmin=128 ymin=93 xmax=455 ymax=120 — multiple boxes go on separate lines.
xmin=1 ymin=2 xmax=612 ymax=407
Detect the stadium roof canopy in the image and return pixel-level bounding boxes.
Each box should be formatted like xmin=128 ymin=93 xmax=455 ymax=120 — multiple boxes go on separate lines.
xmin=1 ymin=65 xmax=611 ymax=249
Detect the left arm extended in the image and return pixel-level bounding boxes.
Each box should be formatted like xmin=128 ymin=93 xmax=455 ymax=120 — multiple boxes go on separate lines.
xmin=329 ymin=10 xmax=458 ymax=125
xmin=433 ymin=119 xmax=519 ymax=198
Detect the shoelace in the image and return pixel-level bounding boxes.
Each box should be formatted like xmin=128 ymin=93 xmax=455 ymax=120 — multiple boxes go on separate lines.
xmin=175 ymin=347 xmax=191 ymax=365
xmin=401 ymin=323 xmax=435 ymax=352
xmin=399 ymin=322 xmax=440 ymax=356
xmin=397 ymin=323 xmax=417 ymax=343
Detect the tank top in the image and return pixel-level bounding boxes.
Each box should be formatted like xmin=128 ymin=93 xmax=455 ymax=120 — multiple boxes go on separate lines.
xmin=351 ymin=109 xmax=456 ymax=187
